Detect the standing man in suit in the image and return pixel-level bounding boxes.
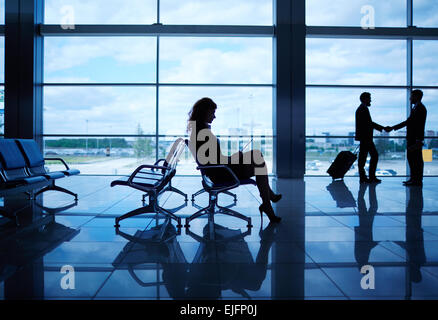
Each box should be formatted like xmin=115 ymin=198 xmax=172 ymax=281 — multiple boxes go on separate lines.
xmin=355 ymin=92 xmax=385 ymax=183
xmin=386 ymin=89 xmax=427 ymax=186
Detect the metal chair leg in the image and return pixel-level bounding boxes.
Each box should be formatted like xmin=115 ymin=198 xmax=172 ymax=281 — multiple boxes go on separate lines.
xmin=217 ymin=205 xmax=252 ymax=228
xmin=34 ymin=183 xmax=78 ymax=200
xmin=191 ymin=188 xmax=206 ymax=201
xmin=166 ymin=185 xmax=188 ymax=201
xmin=158 ymin=206 xmax=182 ymax=229
xmin=184 ymin=206 xmax=210 ymax=227
xmin=223 ymin=190 xmax=237 ymax=201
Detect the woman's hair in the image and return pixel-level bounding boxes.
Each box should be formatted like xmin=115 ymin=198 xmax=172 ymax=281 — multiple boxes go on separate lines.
xmin=187 ymin=97 xmax=217 ymax=132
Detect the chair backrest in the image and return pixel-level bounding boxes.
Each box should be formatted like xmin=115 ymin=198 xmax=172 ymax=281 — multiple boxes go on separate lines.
xmin=164 ymin=138 xmax=186 ymax=173
xmin=0 ymin=139 xmax=30 ymax=181
xmin=184 ymin=138 xmax=197 ymax=164
xmin=184 ymin=138 xmax=218 ymax=185
xmin=15 ymin=139 xmax=47 ymax=175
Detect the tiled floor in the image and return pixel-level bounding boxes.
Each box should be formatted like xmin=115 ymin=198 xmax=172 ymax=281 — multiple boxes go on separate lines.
xmin=1 ymin=175 xmax=438 ymax=300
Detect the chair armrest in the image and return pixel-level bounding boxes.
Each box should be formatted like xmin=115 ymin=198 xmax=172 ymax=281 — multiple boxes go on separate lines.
xmin=44 ymin=157 xmax=71 ymax=170
xmin=197 ymin=165 xmax=240 ymax=192
xmin=127 ymin=164 xmax=170 ymax=184
xmin=152 ymin=159 xmax=166 ymax=171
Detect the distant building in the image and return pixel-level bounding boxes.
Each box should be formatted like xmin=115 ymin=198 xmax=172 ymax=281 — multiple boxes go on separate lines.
xmin=426 ymin=130 xmax=436 ymax=137
xmin=0 ymin=109 xmax=4 ymax=133
xmin=322 ymin=132 xmax=332 ymax=143
xmin=396 ymin=130 xmax=407 ymax=146
xmin=348 ymin=132 xmax=355 ymax=145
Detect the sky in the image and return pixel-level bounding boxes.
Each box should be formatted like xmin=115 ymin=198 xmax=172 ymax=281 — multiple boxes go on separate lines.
xmin=3 ymin=0 xmax=438 ymax=137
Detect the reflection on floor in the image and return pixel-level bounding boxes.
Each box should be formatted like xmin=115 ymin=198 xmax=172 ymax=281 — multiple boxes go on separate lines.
xmin=1 ymin=175 xmax=438 ymax=300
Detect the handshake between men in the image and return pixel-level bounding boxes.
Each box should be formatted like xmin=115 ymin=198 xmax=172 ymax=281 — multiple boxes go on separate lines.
xmin=355 ymin=89 xmax=427 ymax=186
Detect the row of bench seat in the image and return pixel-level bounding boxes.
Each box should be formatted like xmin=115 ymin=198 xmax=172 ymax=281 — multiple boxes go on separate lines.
xmin=0 ymin=139 xmax=80 ymax=199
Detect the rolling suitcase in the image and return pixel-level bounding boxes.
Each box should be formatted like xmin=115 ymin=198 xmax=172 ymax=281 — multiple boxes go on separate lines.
xmin=327 ymin=146 xmax=359 ymax=180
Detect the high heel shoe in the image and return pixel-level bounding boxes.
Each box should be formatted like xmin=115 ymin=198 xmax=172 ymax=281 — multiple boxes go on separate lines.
xmin=259 ymin=204 xmax=281 ymax=223
xmin=270 ymin=193 xmax=282 ymax=203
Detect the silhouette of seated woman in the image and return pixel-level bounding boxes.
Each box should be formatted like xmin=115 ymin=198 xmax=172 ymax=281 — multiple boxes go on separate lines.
xmin=187 ymin=97 xmax=281 ymax=223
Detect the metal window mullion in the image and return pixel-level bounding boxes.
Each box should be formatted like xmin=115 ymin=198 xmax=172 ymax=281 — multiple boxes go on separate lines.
xmin=306 ymin=84 xmax=438 ymax=90
xmin=306 ymin=84 xmax=409 ymax=89
xmin=306 ymin=26 xmax=438 ymax=40
xmin=42 ymin=83 xmax=274 ymax=87
xmin=155 ymin=36 xmax=160 ymax=161
xmin=406 ymin=0 xmax=413 ymax=178
xmin=39 ymin=24 xmax=275 ymax=37
xmin=407 ymin=0 xmax=413 ymax=27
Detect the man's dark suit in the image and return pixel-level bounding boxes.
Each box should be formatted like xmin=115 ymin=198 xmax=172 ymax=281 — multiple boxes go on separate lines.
xmin=355 ymin=104 xmax=384 ymax=180
xmin=393 ymin=102 xmax=427 ymax=183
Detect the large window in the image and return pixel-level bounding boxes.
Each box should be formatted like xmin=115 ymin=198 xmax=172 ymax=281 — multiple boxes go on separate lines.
xmin=43 ymin=0 xmax=274 ymax=175
xmin=306 ymin=1 xmax=438 ymax=176
xmin=0 ymin=0 xmax=4 ymax=135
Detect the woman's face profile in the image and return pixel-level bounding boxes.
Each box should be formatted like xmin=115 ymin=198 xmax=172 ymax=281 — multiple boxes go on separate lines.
xmin=206 ymin=108 xmax=216 ymax=124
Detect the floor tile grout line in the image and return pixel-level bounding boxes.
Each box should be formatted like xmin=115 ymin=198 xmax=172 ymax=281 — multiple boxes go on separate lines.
xmin=91 ymin=269 xmax=117 ymax=300
xmin=95 ymin=189 xmax=142 ymax=217
xmin=302 ymin=249 xmax=350 ymax=299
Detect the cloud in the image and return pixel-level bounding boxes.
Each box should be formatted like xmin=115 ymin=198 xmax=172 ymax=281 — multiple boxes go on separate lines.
xmin=306 ymin=0 xmax=406 ymax=27
xmin=306 ymin=39 xmax=406 ymax=85
xmin=160 ymin=0 xmax=272 ymax=25
xmin=160 ymin=37 xmax=272 ymax=84
xmin=44 ymin=86 xmax=156 ymax=134
xmin=45 ymin=0 xmax=156 ymax=24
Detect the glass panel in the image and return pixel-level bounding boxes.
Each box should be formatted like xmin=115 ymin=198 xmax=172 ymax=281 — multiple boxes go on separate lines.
xmin=306 ymin=39 xmax=406 ymax=85
xmin=413 ymin=0 xmax=438 ymax=27
xmin=159 ymin=86 xmax=273 ymax=136
xmin=160 ymin=37 xmax=272 ymax=84
xmin=306 ymin=88 xmax=406 ymax=136
xmin=44 ymin=37 xmax=156 ymax=83
xmin=160 ymin=0 xmax=273 ymax=26
xmin=306 ymin=137 xmax=407 ymax=176
xmin=413 ymin=41 xmax=438 ymax=86
xmin=0 ymin=0 xmax=4 ymax=25
xmin=306 ymin=0 xmax=406 ymax=27
xmin=44 ymin=86 xmax=156 ymax=135
xmin=424 ymin=138 xmax=438 ymax=175
xmin=44 ymin=0 xmax=157 ymax=24
xmin=44 ymin=136 xmax=156 ymax=175
xmin=419 ymin=89 xmax=438 ymax=133
xmin=0 ymin=86 xmax=3 ymax=135
xmin=0 ymin=37 xmax=4 ymax=83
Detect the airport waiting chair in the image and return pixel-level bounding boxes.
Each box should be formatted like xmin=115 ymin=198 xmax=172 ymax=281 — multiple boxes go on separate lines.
xmin=15 ymin=139 xmax=80 ymax=200
xmin=183 ymin=139 xmax=237 ymax=203
xmin=111 ymin=138 xmax=187 ymax=229
xmin=184 ymin=138 xmax=254 ymax=231
xmin=0 ymin=139 xmax=48 ymax=189
xmin=184 ymin=165 xmax=253 ymax=231
xmin=146 ymin=142 xmax=189 ymax=202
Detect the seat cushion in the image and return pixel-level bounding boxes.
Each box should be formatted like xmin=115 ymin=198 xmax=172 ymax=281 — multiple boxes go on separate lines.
xmin=111 ymin=176 xmax=157 ymax=189
xmin=7 ymin=175 xmax=47 ymax=186
xmin=15 ymin=139 xmax=45 ymax=168
xmin=44 ymin=171 xmax=65 ymax=180
xmin=63 ymin=169 xmax=80 ymax=176
xmin=0 ymin=139 xmax=27 ymax=170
